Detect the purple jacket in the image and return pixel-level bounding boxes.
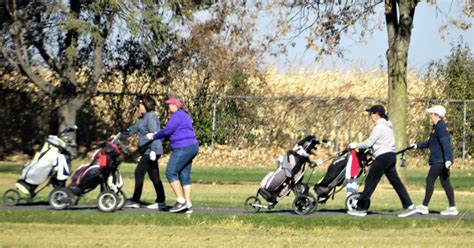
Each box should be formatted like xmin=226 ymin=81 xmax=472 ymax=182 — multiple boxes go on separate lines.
xmin=153 ymin=109 xmax=198 ymax=150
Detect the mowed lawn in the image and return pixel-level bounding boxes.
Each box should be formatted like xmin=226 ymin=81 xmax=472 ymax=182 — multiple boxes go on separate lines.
xmin=1 ymin=161 xmax=473 ymax=247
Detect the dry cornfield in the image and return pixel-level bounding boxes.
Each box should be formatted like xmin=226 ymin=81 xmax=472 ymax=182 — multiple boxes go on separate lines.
xmin=3 ymin=68 xmax=471 ymax=166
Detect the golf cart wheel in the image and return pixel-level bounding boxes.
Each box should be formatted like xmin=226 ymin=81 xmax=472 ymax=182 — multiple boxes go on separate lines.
xmin=115 ymin=190 xmax=126 ymax=210
xmin=97 ymin=190 xmax=118 ymax=212
xmin=49 ymin=188 xmax=71 ymax=210
xmin=244 ymin=196 xmax=262 ymax=213
xmin=3 ymin=189 xmax=21 ymax=206
xmin=293 ymin=195 xmax=316 ymax=215
xmin=345 ymin=192 xmax=371 ymax=211
xmin=295 ymin=183 xmax=309 ymax=195
xmin=307 ymin=193 xmax=318 ymax=213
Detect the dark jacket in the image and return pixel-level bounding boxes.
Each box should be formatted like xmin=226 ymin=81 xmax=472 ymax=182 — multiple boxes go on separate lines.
xmin=417 ymin=120 xmax=453 ymax=164
xmin=128 ymin=112 xmax=163 ymax=155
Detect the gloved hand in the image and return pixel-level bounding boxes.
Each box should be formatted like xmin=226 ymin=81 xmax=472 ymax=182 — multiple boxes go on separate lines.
xmin=348 ymin=143 xmax=358 ymax=150
xmin=445 ymin=161 xmax=452 ymax=169
xmin=122 ymin=128 xmax=131 ymax=136
xmin=410 ymin=144 xmax=417 ymax=149
xmin=146 ymin=133 xmax=155 ymax=140
xmin=150 ymin=151 xmax=157 ymax=161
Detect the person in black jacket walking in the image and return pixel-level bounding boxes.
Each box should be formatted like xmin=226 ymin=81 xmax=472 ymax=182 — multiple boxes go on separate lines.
xmin=411 ymin=105 xmax=458 ymax=216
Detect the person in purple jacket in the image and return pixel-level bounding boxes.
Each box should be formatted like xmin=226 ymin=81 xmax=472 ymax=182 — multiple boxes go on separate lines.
xmin=146 ymin=97 xmax=199 ymax=213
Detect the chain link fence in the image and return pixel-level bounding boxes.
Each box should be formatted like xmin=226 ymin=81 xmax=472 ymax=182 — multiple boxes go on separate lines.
xmin=205 ymin=96 xmax=473 ymax=163
xmin=1 ymin=89 xmax=472 ymax=163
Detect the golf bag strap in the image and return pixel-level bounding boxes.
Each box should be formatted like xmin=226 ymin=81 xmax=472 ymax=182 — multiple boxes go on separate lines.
xmin=281 ymin=154 xmax=292 ymax=178
xmin=37 ymin=144 xmax=53 ymax=162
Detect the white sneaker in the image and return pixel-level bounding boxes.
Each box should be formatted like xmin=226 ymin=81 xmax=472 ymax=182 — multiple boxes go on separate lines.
xmin=147 ymin=202 xmax=167 ymax=211
xmin=440 ymin=207 xmax=459 ymax=216
xmin=347 ymin=209 xmax=367 ymax=217
xmin=125 ymin=200 xmax=140 ymax=208
xmin=146 ymin=203 xmax=159 ymax=209
xmin=398 ymin=205 xmax=417 ymax=218
xmin=416 ymin=204 xmax=429 ymax=215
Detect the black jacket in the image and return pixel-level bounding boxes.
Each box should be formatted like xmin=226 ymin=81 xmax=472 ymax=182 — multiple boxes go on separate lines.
xmin=417 ymin=120 xmax=454 ymax=164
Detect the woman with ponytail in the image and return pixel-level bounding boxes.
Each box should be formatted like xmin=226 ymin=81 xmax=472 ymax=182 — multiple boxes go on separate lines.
xmin=346 ymin=105 xmax=416 ymax=218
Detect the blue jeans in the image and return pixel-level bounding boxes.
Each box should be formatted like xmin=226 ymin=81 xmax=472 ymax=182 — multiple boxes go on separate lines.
xmin=165 ymin=143 xmax=199 ymax=186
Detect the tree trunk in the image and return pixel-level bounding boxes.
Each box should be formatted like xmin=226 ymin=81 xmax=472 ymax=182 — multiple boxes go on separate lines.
xmin=57 ymin=96 xmax=84 ymax=157
xmin=385 ymin=0 xmax=417 ymax=151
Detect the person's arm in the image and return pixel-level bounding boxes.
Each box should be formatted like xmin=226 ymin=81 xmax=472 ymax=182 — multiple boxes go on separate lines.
xmin=356 ymin=124 xmax=381 ymax=149
xmin=152 ymin=113 xmax=180 ymax=140
xmin=436 ymin=123 xmax=454 ymax=163
xmin=416 ymin=140 xmax=429 ymax=149
xmin=126 ymin=122 xmax=139 ymax=136
xmin=146 ymin=113 xmax=161 ymax=153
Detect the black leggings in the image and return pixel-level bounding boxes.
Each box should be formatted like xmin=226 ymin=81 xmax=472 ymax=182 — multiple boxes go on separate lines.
xmin=423 ymin=163 xmax=455 ymax=207
xmin=131 ymin=154 xmax=166 ymax=203
xmin=357 ymin=152 xmax=413 ymax=210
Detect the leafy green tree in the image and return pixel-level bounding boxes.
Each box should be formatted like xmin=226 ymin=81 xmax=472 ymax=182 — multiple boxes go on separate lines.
xmin=430 ymin=42 xmax=473 ymax=157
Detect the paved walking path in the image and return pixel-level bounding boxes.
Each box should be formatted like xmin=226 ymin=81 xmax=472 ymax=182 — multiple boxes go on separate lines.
xmin=1 ymin=203 xmax=473 ymax=220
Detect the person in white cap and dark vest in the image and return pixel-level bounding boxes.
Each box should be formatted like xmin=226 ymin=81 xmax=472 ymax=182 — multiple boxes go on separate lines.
xmin=347 ymin=105 xmax=417 ymax=217
xmin=411 ymin=105 xmax=458 ymax=216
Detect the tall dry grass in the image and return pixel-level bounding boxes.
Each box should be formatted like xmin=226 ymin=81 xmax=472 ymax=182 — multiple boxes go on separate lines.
xmin=3 ymin=68 xmax=471 ymax=166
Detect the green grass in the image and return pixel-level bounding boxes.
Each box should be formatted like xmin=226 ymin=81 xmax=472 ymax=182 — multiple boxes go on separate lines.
xmin=1 ymin=211 xmax=473 ymax=247
xmin=0 ymin=211 xmax=472 ymax=230
xmin=1 ymin=160 xmax=474 ymax=247
xmin=2 ymin=161 xmax=474 ymax=211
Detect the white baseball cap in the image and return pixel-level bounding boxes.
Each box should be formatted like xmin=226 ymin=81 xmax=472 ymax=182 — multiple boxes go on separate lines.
xmin=426 ymin=105 xmax=446 ymax=117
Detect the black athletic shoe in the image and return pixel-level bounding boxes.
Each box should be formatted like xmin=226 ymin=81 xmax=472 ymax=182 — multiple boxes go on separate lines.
xmin=169 ymin=202 xmax=187 ymax=213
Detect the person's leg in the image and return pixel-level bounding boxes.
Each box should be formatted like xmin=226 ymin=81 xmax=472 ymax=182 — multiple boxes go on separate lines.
xmin=384 ymin=157 xmax=413 ymax=209
xmin=422 ymin=164 xmax=443 ymax=206
xmin=146 ymin=155 xmax=166 ymax=204
xmin=439 ymin=168 xmax=456 ymax=207
xmin=183 ymin=184 xmax=191 ymax=205
xmin=131 ymin=156 xmax=147 ymax=202
xmin=180 ymin=146 xmax=198 ymax=206
xmin=356 ymin=155 xmax=386 ymax=210
xmin=166 ymin=151 xmax=185 ymax=200
xmin=170 ymin=181 xmax=184 ymax=199
xmin=166 ymin=149 xmax=190 ymax=212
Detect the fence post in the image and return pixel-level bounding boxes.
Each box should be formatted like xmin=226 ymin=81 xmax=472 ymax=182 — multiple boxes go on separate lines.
xmin=335 ymin=98 xmax=340 ymax=151
xmin=462 ymin=100 xmax=466 ymax=164
xmin=211 ymin=101 xmax=217 ymax=149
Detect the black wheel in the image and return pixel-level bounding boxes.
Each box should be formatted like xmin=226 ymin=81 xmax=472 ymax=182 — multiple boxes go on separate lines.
xmin=49 ymin=188 xmax=70 ymax=210
xmin=244 ymin=196 xmax=262 ymax=213
xmin=3 ymin=189 xmax=21 ymax=206
xmin=293 ymin=195 xmax=316 ymax=215
xmin=97 ymin=191 xmax=118 ymax=212
xmin=115 ymin=190 xmax=126 ymax=210
xmin=345 ymin=192 xmax=371 ymax=211
xmin=307 ymin=193 xmax=318 ymax=213
xmin=295 ymin=183 xmax=308 ymax=195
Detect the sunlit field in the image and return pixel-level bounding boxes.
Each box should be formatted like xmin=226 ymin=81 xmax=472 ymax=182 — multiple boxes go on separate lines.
xmin=1 ymin=161 xmax=473 ymax=247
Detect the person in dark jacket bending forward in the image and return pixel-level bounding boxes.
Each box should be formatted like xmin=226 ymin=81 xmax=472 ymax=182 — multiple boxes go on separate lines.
xmin=146 ymin=97 xmax=199 ymax=213
xmin=411 ymin=105 xmax=458 ymax=216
